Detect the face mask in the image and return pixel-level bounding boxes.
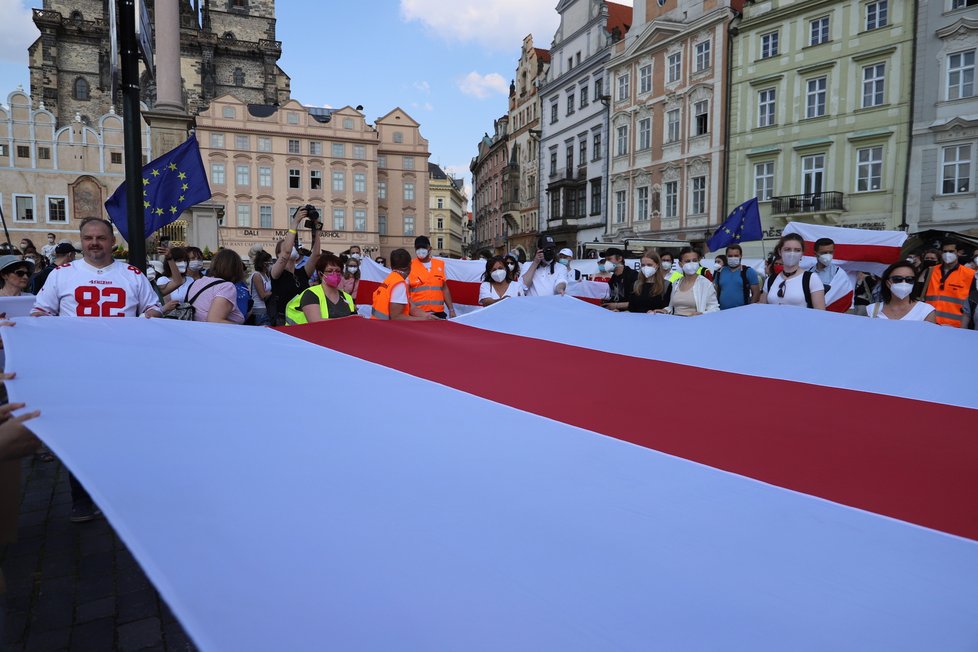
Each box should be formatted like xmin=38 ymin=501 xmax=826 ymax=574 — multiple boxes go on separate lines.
xmin=923 ymin=259 xmax=938 ymax=268
xmin=350 ymin=253 xmax=361 ymax=260
xmin=942 ymin=252 xmax=958 ymax=265
xmin=175 ymin=261 xmax=188 ymax=273
xmin=491 ymin=269 xmax=508 ymax=283
xmin=661 ymin=262 xmax=672 ymax=273
xmin=641 ymin=265 xmax=657 ymax=278
xmin=506 ymin=263 xmax=517 ymax=271
xmin=290 ymin=247 xmax=300 ymax=261
xmin=727 ymin=257 xmax=741 ymax=267
xmin=906 ymin=257 xmax=919 ymax=266
xmin=323 ymin=271 xmax=342 ymax=288
xmin=682 ymin=262 xmax=700 ymax=275
xmin=773 ymin=264 xmax=784 ymax=275
xmin=416 ymin=248 xmax=430 ymax=259
xmin=604 ymin=261 xmax=619 ymax=272
xmin=781 ymin=251 xmax=803 ymax=267
xmin=346 ymin=265 xmax=359 ymax=274
xmin=817 ymin=253 xmax=833 ymax=266
xmin=557 ymin=258 xmax=570 ymax=267
xmin=189 ymin=260 xmax=204 ymax=271
xmin=889 ymin=281 xmax=913 ymax=300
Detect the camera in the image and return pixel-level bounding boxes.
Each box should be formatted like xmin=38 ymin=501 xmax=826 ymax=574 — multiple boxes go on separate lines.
xmin=301 ymin=204 xmax=322 ymax=230
xmin=537 ymin=234 xmax=556 ymax=262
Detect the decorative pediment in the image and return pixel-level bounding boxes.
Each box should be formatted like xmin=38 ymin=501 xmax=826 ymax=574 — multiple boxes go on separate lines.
xmin=620 ymin=19 xmax=685 ymax=60
xmin=937 ymin=17 xmax=978 ymax=41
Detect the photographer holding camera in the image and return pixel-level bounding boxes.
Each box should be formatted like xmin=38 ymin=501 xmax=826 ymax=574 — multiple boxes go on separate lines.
xmin=270 ymin=206 xmax=322 ymax=325
xmin=521 ymin=235 xmax=569 ymax=297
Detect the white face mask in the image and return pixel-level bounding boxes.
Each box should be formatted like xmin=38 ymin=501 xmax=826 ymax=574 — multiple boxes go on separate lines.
xmin=416 ymin=248 xmax=430 ymax=259
xmin=188 ymin=260 xmax=204 ymax=271
xmin=818 ymin=253 xmax=834 ymax=266
xmin=727 ymin=257 xmax=741 ymax=267
xmin=942 ymin=251 xmax=958 ymax=265
xmin=490 ymin=269 xmax=508 ymax=283
xmin=889 ymin=281 xmax=913 ymax=300
xmin=175 ymin=261 xmax=188 ymax=273
xmin=506 ymin=263 xmax=517 ymax=271
xmin=603 ymin=261 xmax=618 ymax=272
xmin=661 ymin=262 xmax=673 ymax=273
xmin=346 ymin=265 xmax=359 ymax=274
xmin=640 ymin=265 xmax=658 ymax=278
xmin=781 ymin=250 xmax=803 ymax=267
xmin=682 ymin=261 xmax=700 ymax=275
xmin=350 ymin=253 xmax=361 ymax=260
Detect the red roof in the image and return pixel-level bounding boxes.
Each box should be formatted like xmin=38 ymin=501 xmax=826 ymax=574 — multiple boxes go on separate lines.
xmin=606 ymin=2 xmax=633 ymax=37
xmin=534 ymin=48 xmax=551 ymax=63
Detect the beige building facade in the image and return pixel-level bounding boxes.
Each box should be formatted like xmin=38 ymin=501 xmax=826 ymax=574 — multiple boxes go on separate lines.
xmin=195 ymin=95 xmax=429 ymax=259
xmin=428 ymin=163 xmax=467 ymax=258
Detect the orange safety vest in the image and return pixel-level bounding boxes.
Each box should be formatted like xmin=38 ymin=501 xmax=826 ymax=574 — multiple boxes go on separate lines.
xmin=408 ymin=258 xmax=447 ymax=313
xmin=923 ymin=264 xmax=976 ymax=327
xmin=371 ymin=271 xmax=411 ymax=320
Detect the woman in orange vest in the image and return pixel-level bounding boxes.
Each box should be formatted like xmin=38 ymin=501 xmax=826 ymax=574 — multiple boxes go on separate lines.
xmin=371 ymin=249 xmax=438 ymax=320
xmin=922 ymin=241 xmax=976 ymax=328
xmin=407 ymin=236 xmax=456 ymax=319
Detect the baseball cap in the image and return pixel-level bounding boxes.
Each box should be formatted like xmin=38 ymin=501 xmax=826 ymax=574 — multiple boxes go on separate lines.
xmin=414 ymin=235 xmax=431 ymax=249
xmin=558 ymin=248 xmax=574 ymax=257
xmin=55 ymin=242 xmax=81 ymax=255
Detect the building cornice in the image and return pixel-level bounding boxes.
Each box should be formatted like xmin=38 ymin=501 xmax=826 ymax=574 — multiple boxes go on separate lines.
xmin=741 ymin=0 xmax=842 ymax=30
xmin=936 ymin=17 xmax=978 ymax=40
xmin=608 ymin=8 xmax=733 ymax=68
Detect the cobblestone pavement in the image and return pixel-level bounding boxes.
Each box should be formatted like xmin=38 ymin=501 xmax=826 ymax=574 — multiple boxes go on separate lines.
xmin=2 ymin=456 xmax=197 ymax=651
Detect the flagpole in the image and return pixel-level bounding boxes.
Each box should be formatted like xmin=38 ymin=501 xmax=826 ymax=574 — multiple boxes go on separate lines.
xmin=118 ymin=0 xmax=147 ymax=270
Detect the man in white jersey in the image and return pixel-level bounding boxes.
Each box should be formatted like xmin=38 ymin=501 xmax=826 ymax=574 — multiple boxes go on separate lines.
xmin=32 ymin=218 xmax=162 ymax=318
xmin=31 ymin=218 xmax=161 ymax=522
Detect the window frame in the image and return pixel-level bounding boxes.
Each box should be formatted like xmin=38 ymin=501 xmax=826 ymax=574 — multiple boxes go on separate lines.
xmin=235 ymin=164 xmax=250 ymax=186
xmin=754 ymin=161 xmax=775 ymax=201
xmin=639 ymin=64 xmax=653 ymax=94
xmin=667 ymin=53 xmax=681 ymax=83
xmin=46 ymin=195 xmax=68 ymax=223
xmin=695 ymin=40 xmax=711 ymax=72
xmin=809 ymin=16 xmax=830 ymax=46
xmin=259 ymin=205 xmax=273 ymax=228
xmin=856 ymin=145 xmax=884 ymax=192
xmin=210 ymin=162 xmax=226 ymax=185
xmin=761 ymin=31 xmax=779 ymax=59
xmin=806 ymin=76 xmax=828 ymax=118
xmin=947 ymin=49 xmax=976 ymax=101
xmin=636 ymin=186 xmax=649 ymax=221
xmin=758 ymin=88 xmax=777 ymax=128
xmin=866 ymin=0 xmax=887 ymax=30
xmin=941 ymin=144 xmax=972 ymax=194
xmin=691 ymin=176 xmax=707 ymax=215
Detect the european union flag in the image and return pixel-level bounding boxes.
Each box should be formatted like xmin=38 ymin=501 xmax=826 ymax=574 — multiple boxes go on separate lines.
xmin=104 ymin=134 xmax=211 ymax=242
xmin=706 ymin=197 xmax=763 ymax=252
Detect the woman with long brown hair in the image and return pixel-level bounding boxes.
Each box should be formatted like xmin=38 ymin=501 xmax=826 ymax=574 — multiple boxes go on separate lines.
xmin=628 ymin=250 xmax=671 ymax=313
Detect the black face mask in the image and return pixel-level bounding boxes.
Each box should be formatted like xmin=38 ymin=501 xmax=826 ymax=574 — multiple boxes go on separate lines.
xmin=923 ymin=259 xmax=938 ymax=268
xmin=542 ymin=248 xmax=555 ymax=263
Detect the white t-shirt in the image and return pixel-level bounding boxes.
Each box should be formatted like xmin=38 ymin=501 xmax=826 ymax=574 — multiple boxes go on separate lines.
xmin=250 ymin=272 xmax=271 ymax=310
xmin=157 ymin=275 xmax=193 ymax=302
xmin=524 ymin=262 xmax=569 ymax=297
xmin=765 ymin=271 xmax=824 ymax=307
xmin=33 ymin=259 xmax=162 ymax=317
xmin=479 ymin=281 xmax=524 ymax=302
xmin=390 ymin=279 xmax=408 ymax=305
xmin=42 ymin=243 xmax=57 ymax=260
xmin=867 ymin=301 xmax=935 ymax=321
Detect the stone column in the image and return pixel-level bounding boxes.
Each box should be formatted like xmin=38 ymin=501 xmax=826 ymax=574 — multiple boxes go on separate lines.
xmin=153 ymin=0 xmax=183 ymax=113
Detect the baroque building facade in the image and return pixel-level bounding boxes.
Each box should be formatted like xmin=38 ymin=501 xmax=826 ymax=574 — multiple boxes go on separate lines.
xmin=470 ymin=116 xmax=510 ymax=257
xmin=428 ymin=163 xmax=467 ymax=258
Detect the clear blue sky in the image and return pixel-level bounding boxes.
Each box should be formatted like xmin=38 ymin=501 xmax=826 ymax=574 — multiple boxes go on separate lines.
xmin=0 ymin=0 xmax=634 ymax=202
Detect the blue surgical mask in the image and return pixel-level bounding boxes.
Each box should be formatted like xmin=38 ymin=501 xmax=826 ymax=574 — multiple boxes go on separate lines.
xmin=558 ymin=258 xmax=570 ymax=267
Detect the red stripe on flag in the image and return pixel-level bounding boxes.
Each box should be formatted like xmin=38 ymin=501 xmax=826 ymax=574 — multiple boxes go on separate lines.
xmin=827 ymin=290 xmax=854 ymax=313
xmin=802 ymin=242 xmax=901 ymax=264
xmin=355 ymin=279 xmax=604 ymax=308
xmin=278 ymin=319 xmax=978 ymax=541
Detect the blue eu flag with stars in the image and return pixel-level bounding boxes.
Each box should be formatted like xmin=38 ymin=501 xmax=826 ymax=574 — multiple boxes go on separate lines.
xmin=706 ymin=197 xmax=763 ymax=252
xmin=104 ymin=134 xmax=211 ymax=242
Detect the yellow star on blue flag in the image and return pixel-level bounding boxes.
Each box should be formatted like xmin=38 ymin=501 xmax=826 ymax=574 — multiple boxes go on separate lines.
xmin=707 ymin=197 xmax=763 ymax=252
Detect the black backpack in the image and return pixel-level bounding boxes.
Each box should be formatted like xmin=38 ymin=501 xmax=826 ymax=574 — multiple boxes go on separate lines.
xmin=715 ymin=267 xmax=751 ymax=306
xmin=164 ymin=280 xmax=223 ymax=320
xmin=766 ymin=271 xmax=814 ymax=309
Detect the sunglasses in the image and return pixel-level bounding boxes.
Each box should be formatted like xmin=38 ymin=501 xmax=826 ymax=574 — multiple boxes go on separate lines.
xmin=777 ymin=281 xmax=787 ymax=298
xmin=10 ymin=270 xmax=30 ymax=278
xmin=889 ymin=276 xmax=915 ymax=284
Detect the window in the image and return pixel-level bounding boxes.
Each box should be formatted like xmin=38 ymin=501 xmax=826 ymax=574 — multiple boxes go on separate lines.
xmin=259 ymin=205 xmax=273 ymax=228
xmin=579 ymin=139 xmax=587 ymax=166
xmin=379 ymin=214 xmax=387 ymax=235
xmin=691 ymin=176 xmax=706 ymax=214
xmin=638 ymin=118 xmax=651 ymax=150
xmin=856 ymin=146 xmax=883 ymax=192
xmin=695 ymin=40 xmax=711 ymax=72
xmin=615 ymin=190 xmax=627 ymax=223
xmin=404 ymin=215 xmax=415 ymax=236
xmin=287 ymin=113 xmax=299 ymax=125
xmin=667 ymin=109 xmax=680 ymax=142
xmin=393 ymin=132 xmax=404 ymax=144
xmin=111 ymin=152 xmax=122 ymax=164
xmin=73 ymin=77 xmax=89 ymax=101
xmin=592 ymin=132 xmax=602 ymax=161
xmin=403 ymin=157 xmax=415 ymax=170
xmin=354 ymin=209 xmax=366 ymax=232
xmin=951 ymin=0 xmax=978 ymax=8
xmin=617 ymin=73 xmax=630 ymax=101
xmin=378 ymin=181 xmax=387 ymax=199
xmin=288 ymin=139 xmax=300 ymax=154
xmin=580 ymin=85 xmax=589 ymax=108
xmin=567 ymin=90 xmax=576 ymax=115
xmin=310 ymin=141 xmax=322 ymax=156
xmin=754 ymin=161 xmax=775 ymax=201
xmin=667 ymin=53 xmax=681 ymax=83
xmin=258 ymin=166 xmax=272 ymax=188
xmin=236 ymin=205 xmax=251 ymax=227
xmin=862 ymin=63 xmax=886 ymax=108
xmin=757 ymin=88 xmax=777 ymax=128
xmin=594 ymin=77 xmax=603 ymax=99
xmin=223 ymin=107 xmax=236 ymax=119
xmin=806 ymin=76 xmax=827 ymax=118
xmin=310 ymin=170 xmax=323 ymax=190
xmin=948 ymin=50 xmax=976 ymax=100
xmin=211 ymin=163 xmax=226 ymax=184
xmin=436 ymin=236 xmax=444 ymax=250
xmin=866 ymin=1 xmax=887 ymax=29
xmin=616 ymin=125 xmax=629 ymax=156
xmin=332 ymin=208 xmax=345 ymax=230
xmin=639 ymin=64 xmax=652 ymax=94
xmin=761 ymin=31 xmax=779 ymax=59
xmin=551 ymin=100 xmax=559 ymax=124
xmin=235 ymin=135 xmax=248 ymax=150
xmin=636 ymin=186 xmax=649 ymax=221
xmin=288 ymin=168 xmax=300 ymax=189
xmin=16 ymin=146 xmax=28 ymax=158
xmin=38 ymin=147 xmax=50 ymax=160
xmin=694 ymin=101 xmax=709 ymax=136
xmin=566 ymin=144 xmax=574 ymax=173
xmin=233 ymin=68 xmax=244 ymax=86
xmin=590 ymin=179 xmax=602 ymax=214
xmin=344 ymin=118 xmax=354 ymax=130
xmin=47 ymin=197 xmax=67 ymax=223
xmin=354 ymin=173 xmax=366 ymax=193
xmin=14 ymin=196 xmax=34 ymax=221
xmin=258 ymin=137 xmax=272 ymax=152
xmin=332 ymin=171 xmax=345 ymax=192
xmin=378 ymin=155 xmax=387 ymax=168
xmin=404 ymin=183 xmax=415 ymax=201
xmin=664 ymin=181 xmax=678 ymax=218
xmin=210 ymin=133 xmax=225 ymax=148
xmin=802 ymin=154 xmax=826 ymax=195
xmin=235 ymin=164 xmax=250 ymax=186
xmin=353 ymin=145 xmax=366 ymax=160
xmin=942 ymin=144 xmax=971 ymax=194
xmin=436 ymin=217 xmax=444 ymax=228
xmin=810 ymin=16 xmax=830 ymax=46
xmin=332 ymin=143 xmax=345 ymax=158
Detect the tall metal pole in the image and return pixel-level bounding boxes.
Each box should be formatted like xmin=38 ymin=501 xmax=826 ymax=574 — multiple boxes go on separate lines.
xmin=118 ymin=0 xmax=146 ymax=270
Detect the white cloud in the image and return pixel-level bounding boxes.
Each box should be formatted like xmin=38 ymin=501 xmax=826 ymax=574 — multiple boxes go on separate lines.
xmin=456 ymin=71 xmax=508 ymax=100
xmin=400 ymin=0 xmax=561 ymax=52
xmin=0 ymin=0 xmax=37 ymax=64
xmin=413 ymin=80 xmax=431 ymax=94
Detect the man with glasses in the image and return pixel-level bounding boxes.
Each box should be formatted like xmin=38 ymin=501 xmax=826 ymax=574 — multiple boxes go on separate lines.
xmin=921 ymin=240 xmax=976 ymax=328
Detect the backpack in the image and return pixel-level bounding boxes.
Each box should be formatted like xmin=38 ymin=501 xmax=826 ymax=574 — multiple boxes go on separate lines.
xmin=766 ymin=271 xmax=814 ymax=309
xmin=715 ymin=267 xmax=751 ymax=306
xmin=164 ymin=280 xmax=223 ymax=321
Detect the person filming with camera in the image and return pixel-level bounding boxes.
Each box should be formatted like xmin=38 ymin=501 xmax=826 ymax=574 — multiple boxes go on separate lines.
xmin=270 ymin=205 xmax=321 ymax=325
xmin=522 ymin=235 xmax=569 ymax=297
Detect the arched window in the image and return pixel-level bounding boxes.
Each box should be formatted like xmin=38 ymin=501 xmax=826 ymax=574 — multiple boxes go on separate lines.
xmin=233 ymin=67 xmax=245 ymax=86
xmin=70 ymin=10 xmax=83 ymax=26
xmin=73 ymin=77 xmax=90 ymax=101
xmin=222 ymin=31 xmax=235 ymax=41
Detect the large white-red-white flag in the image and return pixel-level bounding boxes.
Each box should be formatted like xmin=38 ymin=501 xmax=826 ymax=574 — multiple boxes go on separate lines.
xmin=3 ymin=301 xmax=977 ymax=651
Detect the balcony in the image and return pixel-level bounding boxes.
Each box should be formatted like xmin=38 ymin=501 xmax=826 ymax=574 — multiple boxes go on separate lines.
xmin=771 ymin=191 xmax=845 ymax=215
